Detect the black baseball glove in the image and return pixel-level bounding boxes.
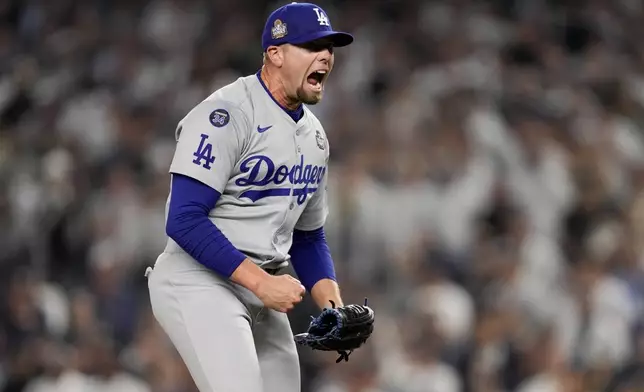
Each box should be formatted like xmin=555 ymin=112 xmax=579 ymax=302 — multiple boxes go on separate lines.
xmin=294 ymin=299 xmax=374 ymax=363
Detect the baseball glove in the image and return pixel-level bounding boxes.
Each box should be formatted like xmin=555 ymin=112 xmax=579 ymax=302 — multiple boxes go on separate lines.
xmin=294 ymin=299 xmax=374 ymax=363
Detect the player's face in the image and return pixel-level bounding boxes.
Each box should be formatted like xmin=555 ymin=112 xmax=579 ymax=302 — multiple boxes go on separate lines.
xmin=283 ymin=39 xmax=335 ymax=105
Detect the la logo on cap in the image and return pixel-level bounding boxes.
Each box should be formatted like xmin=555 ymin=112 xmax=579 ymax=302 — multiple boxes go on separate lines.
xmin=313 ymin=7 xmax=330 ymax=26
xmin=271 ymin=19 xmax=288 ymax=39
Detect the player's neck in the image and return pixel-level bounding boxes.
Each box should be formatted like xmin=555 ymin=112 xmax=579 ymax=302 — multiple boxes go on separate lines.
xmin=260 ymin=67 xmax=301 ymax=111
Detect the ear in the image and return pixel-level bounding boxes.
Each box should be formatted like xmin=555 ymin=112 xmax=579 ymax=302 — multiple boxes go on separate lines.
xmin=266 ymin=46 xmax=284 ymax=67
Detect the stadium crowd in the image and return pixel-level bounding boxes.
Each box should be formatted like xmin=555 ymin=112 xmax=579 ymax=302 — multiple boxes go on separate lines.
xmin=2 ymin=0 xmax=644 ymax=391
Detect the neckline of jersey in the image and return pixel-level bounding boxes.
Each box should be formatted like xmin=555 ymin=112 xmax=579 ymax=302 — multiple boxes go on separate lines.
xmin=255 ymin=70 xmax=305 ymax=124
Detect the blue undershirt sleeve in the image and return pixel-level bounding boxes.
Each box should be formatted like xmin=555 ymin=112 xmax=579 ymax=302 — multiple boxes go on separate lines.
xmin=289 ymin=227 xmax=337 ymax=292
xmin=165 ymin=173 xmax=247 ymax=278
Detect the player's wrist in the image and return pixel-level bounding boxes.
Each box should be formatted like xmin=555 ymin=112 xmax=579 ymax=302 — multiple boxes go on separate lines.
xmin=230 ymin=258 xmax=271 ymax=293
xmin=310 ymin=278 xmax=343 ymax=310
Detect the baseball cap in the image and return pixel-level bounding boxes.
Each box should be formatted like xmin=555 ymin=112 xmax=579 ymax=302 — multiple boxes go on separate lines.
xmin=261 ymin=2 xmax=354 ymax=51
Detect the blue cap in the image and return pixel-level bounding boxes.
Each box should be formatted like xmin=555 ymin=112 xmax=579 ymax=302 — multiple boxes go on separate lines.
xmin=261 ymin=2 xmax=353 ymax=51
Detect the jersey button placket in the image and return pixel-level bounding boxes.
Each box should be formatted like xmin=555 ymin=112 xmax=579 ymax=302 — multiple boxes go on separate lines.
xmin=287 ymin=127 xmax=299 ymax=228
xmin=290 ymin=127 xmax=305 ymax=214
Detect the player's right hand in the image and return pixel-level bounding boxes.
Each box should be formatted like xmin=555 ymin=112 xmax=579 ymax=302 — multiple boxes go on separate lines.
xmin=255 ymin=274 xmax=306 ymax=313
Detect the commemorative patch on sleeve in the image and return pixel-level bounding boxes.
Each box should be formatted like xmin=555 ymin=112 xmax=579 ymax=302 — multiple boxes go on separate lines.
xmin=315 ymin=130 xmax=326 ymax=150
xmin=209 ymin=109 xmax=230 ymax=128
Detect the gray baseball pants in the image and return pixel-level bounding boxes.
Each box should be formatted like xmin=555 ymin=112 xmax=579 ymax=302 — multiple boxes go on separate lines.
xmin=147 ymin=251 xmax=301 ymax=392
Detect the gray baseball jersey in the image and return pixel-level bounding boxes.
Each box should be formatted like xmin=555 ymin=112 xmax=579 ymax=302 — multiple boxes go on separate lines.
xmin=147 ymin=73 xmax=331 ymax=392
xmin=164 ymin=73 xmax=330 ymax=268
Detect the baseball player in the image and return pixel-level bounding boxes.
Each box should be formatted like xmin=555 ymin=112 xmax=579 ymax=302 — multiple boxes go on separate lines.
xmin=146 ymin=3 xmax=372 ymax=392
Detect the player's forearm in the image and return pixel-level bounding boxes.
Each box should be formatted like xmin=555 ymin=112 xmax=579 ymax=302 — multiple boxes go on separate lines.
xmin=289 ymin=227 xmax=337 ymax=293
xmin=166 ymin=174 xmax=249 ymax=278
xmin=310 ymin=278 xmax=343 ymax=310
xmin=230 ymin=258 xmax=272 ymax=293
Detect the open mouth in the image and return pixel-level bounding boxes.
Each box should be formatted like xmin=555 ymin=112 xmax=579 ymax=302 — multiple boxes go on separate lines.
xmin=306 ymin=70 xmax=327 ymax=90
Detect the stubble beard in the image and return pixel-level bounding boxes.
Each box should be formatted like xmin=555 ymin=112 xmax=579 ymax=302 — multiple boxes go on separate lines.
xmin=296 ymin=86 xmax=322 ymax=105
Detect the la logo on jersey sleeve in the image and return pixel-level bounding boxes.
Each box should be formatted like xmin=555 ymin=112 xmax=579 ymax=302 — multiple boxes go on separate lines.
xmin=192 ymin=134 xmax=215 ymax=169
xmin=190 ymin=108 xmax=232 ymax=170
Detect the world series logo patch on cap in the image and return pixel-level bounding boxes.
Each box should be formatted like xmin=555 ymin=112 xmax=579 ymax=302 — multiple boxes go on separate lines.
xmin=271 ymin=19 xmax=288 ymax=39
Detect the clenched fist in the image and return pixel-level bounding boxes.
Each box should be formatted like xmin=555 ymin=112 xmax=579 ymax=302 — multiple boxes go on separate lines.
xmin=255 ymin=274 xmax=306 ymax=313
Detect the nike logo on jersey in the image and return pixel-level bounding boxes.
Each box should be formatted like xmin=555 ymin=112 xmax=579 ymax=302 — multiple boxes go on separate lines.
xmin=257 ymin=125 xmax=273 ymax=133
xmin=235 ymin=155 xmax=325 ymax=205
